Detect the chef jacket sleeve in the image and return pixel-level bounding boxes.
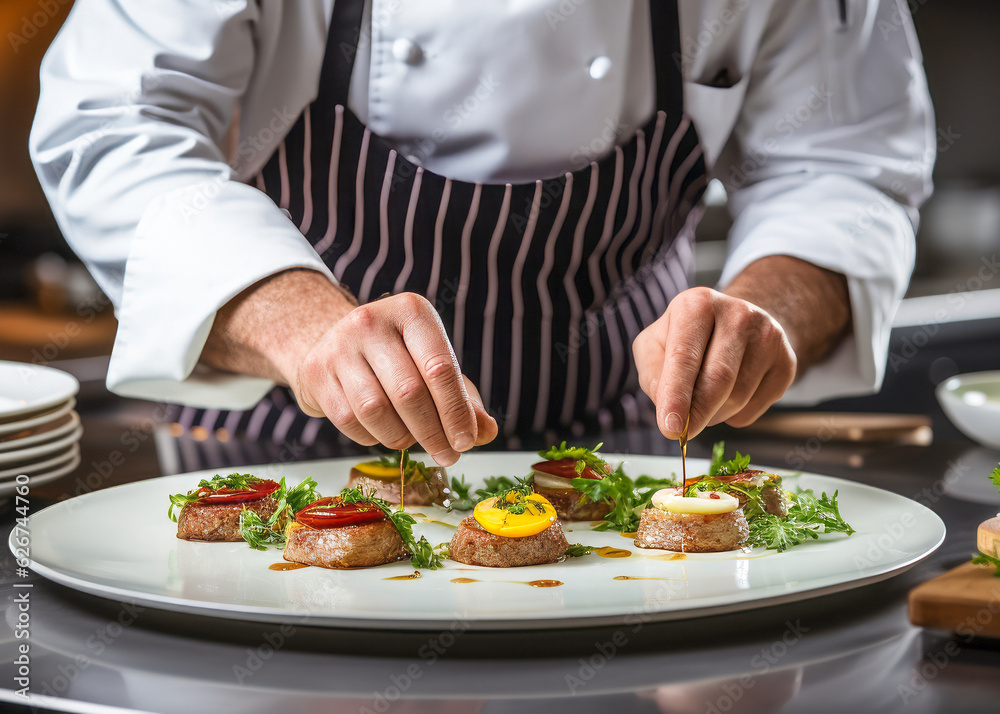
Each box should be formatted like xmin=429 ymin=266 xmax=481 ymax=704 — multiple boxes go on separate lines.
xmin=29 ymin=0 xmax=336 ymax=409
xmin=713 ymin=0 xmax=935 ymax=404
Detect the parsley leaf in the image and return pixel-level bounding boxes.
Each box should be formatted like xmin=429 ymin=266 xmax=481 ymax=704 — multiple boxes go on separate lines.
xmin=538 ymin=441 xmax=610 ymax=476
xmin=565 ymin=544 xmax=595 ymax=557
xmin=746 ymin=489 xmax=854 ymax=552
xmin=989 ymin=464 xmax=1000 ymax=494
xmin=443 ymin=475 xmax=476 ymax=511
xmin=571 ymin=465 xmax=677 ymax=533
xmin=476 ymin=475 xmax=520 ymax=501
xmin=707 ymin=442 xmax=751 ymax=477
xmin=236 ymin=476 xmax=322 ymax=551
xmin=972 ymin=553 xmax=1000 ymax=577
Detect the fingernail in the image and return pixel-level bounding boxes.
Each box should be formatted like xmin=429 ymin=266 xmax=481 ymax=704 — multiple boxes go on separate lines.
xmin=432 ymin=449 xmax=459 ymax=467
xmin=664 ymin=412 xmax=684 ymax=435
xmin=453 ymin=431 xmax=474 ymax=451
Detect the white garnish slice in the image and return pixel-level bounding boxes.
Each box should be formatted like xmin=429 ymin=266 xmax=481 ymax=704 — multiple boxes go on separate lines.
xmin=651 ymin=487 xmax=740 ymax=514
xmin=532 ymin=472 xmax=577 ymax=490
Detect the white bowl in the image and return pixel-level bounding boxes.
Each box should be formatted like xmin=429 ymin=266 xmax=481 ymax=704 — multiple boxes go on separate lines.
xmin=937 ymin=371 xmax=1000 ymax=450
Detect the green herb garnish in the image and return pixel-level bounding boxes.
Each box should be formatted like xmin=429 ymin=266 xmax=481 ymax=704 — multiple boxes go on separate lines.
xmin=490 ymin=477 xmax=544 ymax=515
xmin=443 ymin=475 xmax=476 ymax=511
xmin=168 ymin=473 xmax=271 ymax=522
xmin=746 ymin=488 xmax=854 ymax=552
xmin=237 ymin=476 xmax=322 ymax=550
xmin=570 ymin=465 xmax=677 ymax=533
xmin=476 ymin=475 xmax=521 ymax=501
xmin=973 ymin=553 xmax=1000 ymax=576
xmin=539 ymin=441 xmax=610 ymax=476
xmin=707 ymin=441 xmax=751 ymax=477
xmin=565 ymin=544 xmax=595 ymax=558
xmin=367 ymin=449 xmax=430 ymax=482
xmin=339 ymin=486 xmax=445 ymax=569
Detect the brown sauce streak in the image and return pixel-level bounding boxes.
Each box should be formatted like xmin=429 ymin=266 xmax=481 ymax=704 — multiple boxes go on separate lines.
xmin=383 ymin=571 xmax=422 ymax=580
xmin=422 ymin=519 xmax=458 ymax=528
xmin=269 ymin=562 xmax=309 ymax=571
xmin=613 ymin=575 xmax=679 ymax=581
xmin=620 ymin=532 xmax=638 ymax=539
xmin=648 ymin=553 xmax=688 ymax=561
xmin=449 ymin=577 xmax=563 ymax=588
xmin=595 ymin=546 xmax=632 ymax=559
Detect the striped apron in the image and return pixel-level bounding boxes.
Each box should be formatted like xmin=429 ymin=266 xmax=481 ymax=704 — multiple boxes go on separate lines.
xmin=168 ymin=0 xmax=707 ymax=465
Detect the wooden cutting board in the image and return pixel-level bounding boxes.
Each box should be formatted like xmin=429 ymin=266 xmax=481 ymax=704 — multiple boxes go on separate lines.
xmin=908 ymin=562 xmax=1000 ymax=638
xmin=744 ymin=412 xmax=933 ymax=445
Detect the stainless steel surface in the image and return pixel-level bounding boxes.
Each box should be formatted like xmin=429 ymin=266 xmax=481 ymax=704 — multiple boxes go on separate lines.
xmin=2 ymin=404 xmax=1000 ymax=714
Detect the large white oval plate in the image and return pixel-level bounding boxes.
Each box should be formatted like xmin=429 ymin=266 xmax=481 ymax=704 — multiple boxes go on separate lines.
xmin=13 ymin=454 xmax=945 ymax=630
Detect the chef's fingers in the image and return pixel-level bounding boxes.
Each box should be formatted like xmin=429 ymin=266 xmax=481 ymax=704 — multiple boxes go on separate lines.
xmin=364 ymin=338 xmax=461 ymax=465
xmin=725 ymin=363 xmax=795 ymax=428
xmin=394 ymin=294 xmax=480 ymax=455
xmin=686 ymin=329 xmax=748 ymax=438
xmin=463 ymin=375 xmax=499 ymax=446
xmin=652 ymin=288 xmax=717 ymax=439
xmin=309 ymin=371 xmax=382 ymax=447
xmin=336 ymin=355 xmax=422 ymax=452
xmin=633 ymin=313 xmax=668 ymax=401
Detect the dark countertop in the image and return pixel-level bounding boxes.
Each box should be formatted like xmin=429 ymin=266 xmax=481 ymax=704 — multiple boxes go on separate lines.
xmin=2 ymin=399 xmax=1000 ymax=714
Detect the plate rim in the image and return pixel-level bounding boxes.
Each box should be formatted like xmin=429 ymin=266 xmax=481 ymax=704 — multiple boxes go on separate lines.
xmin=13 ymin=454 xmax=947 ymax=631
xmin=0 ymin=410 xmax=80 ymax=453
xmin=0 ymin=362 xmax=80 ymax=420
xmin=0 ymin=442 xmax=79 ymax=480
xmin=0 ymin=451 xmax=82 ymax=497
xmin=0 ymin=424 xmax=83 ymax=467
xmin=0 ymin=399 xmax=77 ymax=437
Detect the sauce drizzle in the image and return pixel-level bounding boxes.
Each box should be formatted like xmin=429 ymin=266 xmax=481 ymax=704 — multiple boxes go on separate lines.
xmin=269 ymin=562 xmax=309 ymax=571
xmin=449 ymin=577 xmax=563 ymax=588
xmin=383 ymin=571 xmax=422 ymax=580
xmin=595 ymin=546 xmax=632 ymax=559
xmin=613 ymin=575 xmax=680 ymax=581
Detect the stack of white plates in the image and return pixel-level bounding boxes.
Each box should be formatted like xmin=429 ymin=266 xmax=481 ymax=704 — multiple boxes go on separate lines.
xmin=0 ymin=361 xmax=81 ymax=496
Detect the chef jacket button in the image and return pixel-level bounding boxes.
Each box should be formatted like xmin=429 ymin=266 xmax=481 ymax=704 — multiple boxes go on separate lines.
xmin=589 ymin=55 xmax=612 ymax=80
xmin=392 ymin=38 xmax=424 ymax=66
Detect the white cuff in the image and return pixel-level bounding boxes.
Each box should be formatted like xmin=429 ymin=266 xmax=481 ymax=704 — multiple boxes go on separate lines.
xmin=108 ymin=179 xmax=336 ymax=409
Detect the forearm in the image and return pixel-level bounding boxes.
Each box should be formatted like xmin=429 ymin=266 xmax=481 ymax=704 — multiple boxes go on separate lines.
xmin=722 ymin=255 xmax=852 ymax=375
xmin=201 ymin=269 xmax=357 ymax=385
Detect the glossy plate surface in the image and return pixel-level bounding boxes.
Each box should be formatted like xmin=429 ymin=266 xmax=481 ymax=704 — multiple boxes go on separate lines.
xmin=0 ymin=362 xmax=79 ymax=420
xmin=14 ymin=454 xmax=945 ymax=630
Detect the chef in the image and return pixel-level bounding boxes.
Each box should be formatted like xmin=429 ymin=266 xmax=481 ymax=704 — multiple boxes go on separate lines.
xmin=31 ymin=0 xmax=933 ymax=467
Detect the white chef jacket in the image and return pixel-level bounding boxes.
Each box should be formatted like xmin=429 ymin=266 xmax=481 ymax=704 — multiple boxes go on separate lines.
xmin=30 ymin=0 xmax=934 ymax=411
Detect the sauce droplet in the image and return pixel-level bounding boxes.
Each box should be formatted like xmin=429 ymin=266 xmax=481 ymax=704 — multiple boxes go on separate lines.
xmin=384 ymin=571 xmax=422 ymax=580
xmin=595 ymin=546 xmax=632 ymax=559
xmin=422 ymin=519 xmax=458 ymax=528
xmin=449 ymin=577 xmax=563 ymax=587
xmin=269 ymin=562 xmax=309 ymax=571
xmin=620 ymin=532 xmax=638 ymax=539
xmin=613 ymin=575 xmax=680 ymax=581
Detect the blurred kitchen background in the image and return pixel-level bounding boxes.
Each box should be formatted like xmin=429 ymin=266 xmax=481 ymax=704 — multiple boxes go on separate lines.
xmin=0 ymin=1 xmax=998 ymax=480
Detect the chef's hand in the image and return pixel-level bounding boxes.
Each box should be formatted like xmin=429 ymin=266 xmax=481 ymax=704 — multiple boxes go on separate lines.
xmin=633 ymin=256 xmax=851 ymax=441
xmin=202 ymin=270 xmax=497 ymax=466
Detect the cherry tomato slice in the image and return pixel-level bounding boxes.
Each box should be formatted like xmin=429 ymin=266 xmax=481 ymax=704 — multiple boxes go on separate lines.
xmin=295 ymin=496 xmax=387 ymax=529
xmin=531 ymin=457 xmax=610 ymax=481
xmin=195 ymin=479 xmax=280 ymax=505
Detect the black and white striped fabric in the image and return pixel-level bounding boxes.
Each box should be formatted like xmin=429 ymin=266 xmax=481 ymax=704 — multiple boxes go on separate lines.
xmin=168 ymin=0 xmax=707 ymax=464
